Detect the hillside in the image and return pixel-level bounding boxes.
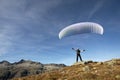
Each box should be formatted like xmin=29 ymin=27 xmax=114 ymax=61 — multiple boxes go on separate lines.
xmin=12 ymin=59 xmax=120 ymax=80
xmin=0 ymin=59 xmax=66 ymax=80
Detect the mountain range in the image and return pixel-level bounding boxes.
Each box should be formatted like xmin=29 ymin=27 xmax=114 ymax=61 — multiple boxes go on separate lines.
xmin=0 ymin=59 xmax=66 ymax=80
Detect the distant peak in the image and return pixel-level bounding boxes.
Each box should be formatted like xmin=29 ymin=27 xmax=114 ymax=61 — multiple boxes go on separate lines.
xmin=0 ymin=60 xmax=10 ymax=66
xmin=19 ymin=59 xmax=26 ymax=63
xmin=0 ymin=60 xmax=10 ymax=64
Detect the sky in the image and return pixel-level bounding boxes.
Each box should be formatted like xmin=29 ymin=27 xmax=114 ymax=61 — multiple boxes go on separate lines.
xmin=0 ymin=0 xmax=120 ymax=65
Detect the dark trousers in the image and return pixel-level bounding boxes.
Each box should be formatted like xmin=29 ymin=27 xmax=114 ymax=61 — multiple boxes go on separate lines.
xmin=76 ymin=54 xmax=82 ymax=62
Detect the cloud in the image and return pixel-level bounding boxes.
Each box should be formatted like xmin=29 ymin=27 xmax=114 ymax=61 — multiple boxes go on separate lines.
xmin=0 ymin=0 xmax=63 ymax=56
xmin=88 ymin=0 xmax=107 ymax=19
xmin=0 ymin=25 xmax=16 ymax=55
xmin=0 ymin=0 xmax=62 ymax=22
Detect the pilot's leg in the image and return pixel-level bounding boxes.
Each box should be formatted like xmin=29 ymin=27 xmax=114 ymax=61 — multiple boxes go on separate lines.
xmin=79 ymin=54 xmax=83 ymax=61
xmin=76 ymin=54 xmax=78 ymax=62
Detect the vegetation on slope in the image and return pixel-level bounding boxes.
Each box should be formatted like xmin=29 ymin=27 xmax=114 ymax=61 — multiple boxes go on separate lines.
xmin=13 ymin=59 xmax=120 ymax=80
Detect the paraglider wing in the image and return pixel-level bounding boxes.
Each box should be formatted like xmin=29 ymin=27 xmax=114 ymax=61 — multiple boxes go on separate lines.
xmin=59 ymin=22 xmax=104 ymax=39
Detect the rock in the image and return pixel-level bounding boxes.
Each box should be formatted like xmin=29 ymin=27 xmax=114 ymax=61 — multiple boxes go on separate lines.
xmin=93 ymin=67 xmax=97 ymax=70
xmin=115 ymin=75 xmax=120 ymax=79
xmin=95 ymin=70 xmax=98 ymax=73
xmin=105 ymin=58 xmax=120 ymax=65
xmin=87 ymin=60 xmax=93 ymax=63
xmin=82 ymin=66 xmax=90 ymax=72
xmin=97 ymin=62 xmax=103 ymax=65
xmin=73 ymin=61 xmax=87 ymax=65
xmin=0 ymin=60 xmax=10 ymax=67
xmin=72 ymin=60 xmax=94 ymax=66
xmin=44 ymin=64 xmax=66 ymax=71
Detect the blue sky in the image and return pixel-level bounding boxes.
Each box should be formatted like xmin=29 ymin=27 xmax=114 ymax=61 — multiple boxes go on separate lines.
xmin=0 ymin=0 xmax=120 ymax=65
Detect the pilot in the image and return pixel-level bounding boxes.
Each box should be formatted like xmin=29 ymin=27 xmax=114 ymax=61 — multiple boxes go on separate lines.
xmin=72 ymin=48 xmax=85 ymax=62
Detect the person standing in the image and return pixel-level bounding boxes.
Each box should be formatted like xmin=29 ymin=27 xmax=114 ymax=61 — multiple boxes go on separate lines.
xmin=72 ymin=48 xmax=85 ymax=62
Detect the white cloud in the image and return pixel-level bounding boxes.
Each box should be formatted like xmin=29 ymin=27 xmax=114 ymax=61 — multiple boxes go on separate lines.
xmin=0 ymin=0 xmax=62 ymax=24
xmin=88 ymin=0 xmax=107 ymax=19
xmin=0 ymin=25 xmax=17 ymax=55
xmin=0 ymin=0 xmax=63 ymax=56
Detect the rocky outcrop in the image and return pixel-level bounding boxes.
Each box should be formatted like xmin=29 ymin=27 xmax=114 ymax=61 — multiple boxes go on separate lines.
xmin=72 ymin=60 xmax=94 ymax=65
xmin=44 ymin=63 xmax=66 ymax=71
xmin=0 ymin=60 xmax=10 ymax=67
xmin=0 ymin=59 xmax=66 ymax=80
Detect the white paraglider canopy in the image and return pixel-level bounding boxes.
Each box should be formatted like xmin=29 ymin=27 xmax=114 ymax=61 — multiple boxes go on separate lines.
xmin=59 ymin=22 xmax=104 ymax=39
